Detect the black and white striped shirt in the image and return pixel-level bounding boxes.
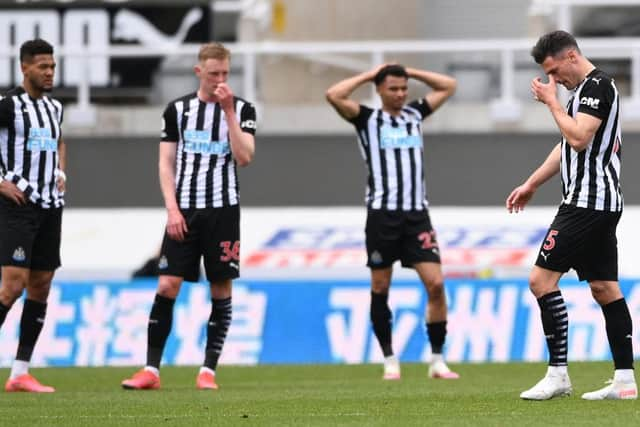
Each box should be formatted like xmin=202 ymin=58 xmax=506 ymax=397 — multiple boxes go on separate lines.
xmin=0 ymin=87 xmax=64 ymax=208
xmin=161 ymin=93 xmax=256 ymax=209
xmin=562 ymin=68 xmax=622 ymax=212
xmin=349 ymin=99 xmax=432 ymax=211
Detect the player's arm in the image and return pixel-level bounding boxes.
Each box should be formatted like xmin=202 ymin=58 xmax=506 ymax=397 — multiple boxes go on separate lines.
xmin=159 ymin=142 xmax=187 ymax=241
xmin=325 ymin=65 xmax=385 ymax=120
xmin=56 ymin=137 xmax=67 ymax=193
xmin=159 ymin=104 xmax=187 ymax=241
xmin=215 ymin=83 xmax=254 ymax=167
xmin=506 ymin=143 xmax=561 ymax=213
xmin=406 ymin=67 xmax=457 ymax=112
xmin=0 ymin=97 xmax=26 ymax=205
xmin=532 ymin=75 xmax=602 ymax=152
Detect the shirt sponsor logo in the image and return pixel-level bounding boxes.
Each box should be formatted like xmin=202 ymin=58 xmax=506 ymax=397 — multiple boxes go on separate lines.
xmin=580 ymin=96 xmax=600 ymax=109
xmin=183 ymin=130 xmax=230 ymax=155
xmin=26 ymin=128 xmax=58 ymax=152
xmin=379 ymin=125 xmax=422 ymax=149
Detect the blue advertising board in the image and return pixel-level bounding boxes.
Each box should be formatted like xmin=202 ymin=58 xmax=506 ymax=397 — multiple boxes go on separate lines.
xmin=1 ymin=278 xmax=638 ymax=367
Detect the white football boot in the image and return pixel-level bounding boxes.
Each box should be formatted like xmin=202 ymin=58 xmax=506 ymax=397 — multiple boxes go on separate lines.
xmin=428 ymin=354 xmax=460 ymax=379
xmin=582 ymin=370 xmax=637 ymax=400
xmin=520 ymin=366 xmax=572 ymax=400
xmin=383 ymin=355 xmax=401 ymax=380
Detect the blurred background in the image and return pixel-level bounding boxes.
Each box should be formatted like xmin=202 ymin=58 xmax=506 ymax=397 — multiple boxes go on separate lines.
xmin=1 ymin=0 xmax=640 ymax=368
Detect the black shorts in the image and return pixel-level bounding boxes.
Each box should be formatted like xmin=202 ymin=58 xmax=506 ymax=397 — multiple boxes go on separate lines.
xmin=365 ymin=208 xmax=441 ymax=269
xmin=535 ymin=204 xmax=621 ymax=282
xmin=0 ymin=197 xmax=62 ymax=271
xmin=158 ymin=205 xmax=240 ymax=283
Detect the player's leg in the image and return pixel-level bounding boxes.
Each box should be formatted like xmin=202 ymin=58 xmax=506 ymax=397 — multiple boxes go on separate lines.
xmin=369 ymin=267 xmax=400 ymax=380
xmin=197 ymin=279 xmax=233 ymax=390
xmin=521 ymin=206 xmax=587 ymax=400
xmin=400 ymin=210 xmax=457 ymax=379
xmin=123 ymin=216 xmax=199 ymax=390
xmin=198 ymin=206 xmax=240 ymax=390
xmin=520 ymin=265 xmax=572 ymax=400
xmin=413 ymin=262 xmax=459 ymax=379
xmin=0 ymin=266 xmax=28 ymax=329
xmin=0 ymin=199 xmax=38 ymax=330
xmin=580 ymin=213 xmax=636 ymax=400
xmin=4 ymin=206 xmax=61 ymax=393
xmin=581 ymin=280 xmax=636 ymax=400
xmin=365 ymin=209 xmax=401 ymax=380
xmin=4 ymin=269 xmax=55 ymax=393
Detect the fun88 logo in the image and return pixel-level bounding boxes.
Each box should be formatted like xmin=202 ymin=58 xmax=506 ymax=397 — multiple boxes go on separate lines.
xmin=183 ymin=130 xmax=230 ymax=155
xmin=379 ymin=125 xmax=421 ymax=149
xmin=26 ymin=128 xmax=57 ymax=152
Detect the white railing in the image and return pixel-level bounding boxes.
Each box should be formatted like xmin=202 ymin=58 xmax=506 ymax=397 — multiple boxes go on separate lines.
xmin=3 ymin=37 xmax=640 ymax=123
xmin=530 ymin=0 xmax=640 ymax=32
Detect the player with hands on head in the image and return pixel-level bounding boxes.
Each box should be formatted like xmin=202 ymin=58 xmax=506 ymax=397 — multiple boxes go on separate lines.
xmin=326 ymin=62 xmax=459 ymax=381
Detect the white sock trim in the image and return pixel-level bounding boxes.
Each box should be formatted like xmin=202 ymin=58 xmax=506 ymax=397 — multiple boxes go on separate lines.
xmin=431 ymin=353 xmax=444 ymax=364
xmin=547 ymin=365 xmax=568 ymax=376
xmin=614 ymin=369 xmax=635 ymax=383
xmin=199 ymin=366 xmax=215 ymax=375
xmin=143 ymin=366 xmax=160 ymax=377
xmin=10 ymin=360 xmax=29 ymax=380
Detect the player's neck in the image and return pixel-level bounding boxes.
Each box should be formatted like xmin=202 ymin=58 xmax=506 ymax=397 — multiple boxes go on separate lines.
xmin=21 ymin=81 xmax=44 ymax=99
xmin=197 ymin=89 xmax=218 ymax=104
xmin=381 ymin=105 xmax=403 ymax=117
xmin=580 ymin=60 xmax=596 ymax=81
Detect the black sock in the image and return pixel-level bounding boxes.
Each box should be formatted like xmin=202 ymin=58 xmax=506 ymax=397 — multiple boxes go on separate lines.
xmin=0 ymin=302 xmax=10 ymax=328
xmin=204 ymin=297 xmax=232 ymax=371
xmin=16 ymin=299 xmax=47 ymax=362
xmin=538 ymin=291 xmax=568 ymax=366
xmin=426 ymin=321 xmax=447 ymax=355
xmin=146 ymin=294 xmax=175 ymax=369
xmin=602 ymin=298 xmax=634 ymax=370
xmin=370 ymin=291 xmax=393 ymax=357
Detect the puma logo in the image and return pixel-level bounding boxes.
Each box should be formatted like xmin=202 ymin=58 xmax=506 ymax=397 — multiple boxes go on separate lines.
xmin=113 ymin=7 xmax=203 ymax=47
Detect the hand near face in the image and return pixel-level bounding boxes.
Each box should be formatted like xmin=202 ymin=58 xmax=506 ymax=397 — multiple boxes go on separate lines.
xmin=531 ymin=74 xmax=558 ymax=105
xmin=214 ymin=83 xmax=235 ymax=112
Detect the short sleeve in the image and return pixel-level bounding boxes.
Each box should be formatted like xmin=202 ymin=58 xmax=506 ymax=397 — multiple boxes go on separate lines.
xmin=0 ymin=96 xmax=14 ymax=128
xmin=161 ymin=103 xmax=179 ymax=142
xmin=239 ymin=102 xmax=257 ymax=135
xmin=347 ymin=104 xmax=374 ymax=128
xmin=577 ymin=79 xmax=614 ymax=120
xmin=407 ymin=98 xmax=433 ymax=120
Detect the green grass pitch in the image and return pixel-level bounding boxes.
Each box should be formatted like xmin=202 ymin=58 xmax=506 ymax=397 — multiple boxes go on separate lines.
xmin=0 ymin=362 xmax=638 ymax=426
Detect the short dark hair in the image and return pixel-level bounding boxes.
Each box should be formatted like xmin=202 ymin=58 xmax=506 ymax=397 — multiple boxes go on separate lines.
xmin=531 ymin=30 xmax=580 ymax=64
xmin=20 ymin=39 xmax=54 ymax=63
xmin=374 ymin=64 xmax=408 ymax=86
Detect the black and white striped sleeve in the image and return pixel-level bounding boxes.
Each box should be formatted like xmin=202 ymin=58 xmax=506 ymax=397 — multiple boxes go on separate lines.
xmin=161 ymin=103 xmax=179 ymax=142
xmin=407 ymin=98 xmax=433 ymax=120
xmin=577 ymin=79 xmax=613 ymax=120
xmin=239 ymin=102 xmax=257 ymax=135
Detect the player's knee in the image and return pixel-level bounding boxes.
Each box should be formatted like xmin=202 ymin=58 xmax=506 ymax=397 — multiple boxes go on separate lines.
xmin=371 ymin=278 xmax=391 ymax=294
xmin=157 ymin=277 xmax=182 ymax=299
xmin=589 ymin=282 xmax=618 ymax=305
xmin=0 ymin=275 xmax=28 ymax=305
xmin=427 ymin=280 xmax=445 ymax=301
